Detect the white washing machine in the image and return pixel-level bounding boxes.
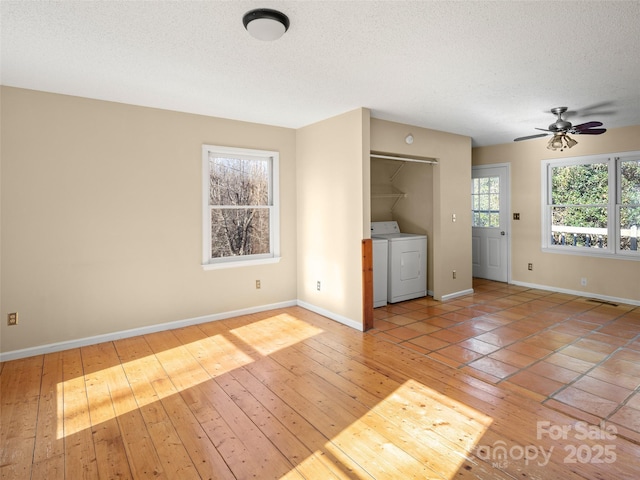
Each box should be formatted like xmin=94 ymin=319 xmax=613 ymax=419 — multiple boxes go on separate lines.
xmin=372 ymin=237 xmax=388 ymax=307
xmin=371 ymin=221 xmax=427 ymax=303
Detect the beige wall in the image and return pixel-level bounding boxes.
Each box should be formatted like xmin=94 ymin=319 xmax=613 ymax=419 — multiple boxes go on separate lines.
xmin=370 ymin=119 xmax=472 ymax=300
xmin=296 ymin=108 xmax=369 ymax=327
xmin=473 ymin=125 xmax=640 ymax=303
xmin=0 ymin=87 xmax=298 ymax=353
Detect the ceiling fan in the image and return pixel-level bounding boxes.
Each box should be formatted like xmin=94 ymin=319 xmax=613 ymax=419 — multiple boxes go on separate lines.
xmin=514 ymin=106 xmax=607 ymax=151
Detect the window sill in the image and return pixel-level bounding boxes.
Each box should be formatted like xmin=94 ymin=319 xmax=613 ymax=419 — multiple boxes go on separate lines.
xmin=201 ymin=256 xmax=281 ymax=271
xmin=542 ymin=247 xmax=640 ymax=261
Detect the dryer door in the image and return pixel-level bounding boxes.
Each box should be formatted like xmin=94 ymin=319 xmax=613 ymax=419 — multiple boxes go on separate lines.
xmin=388 ymin=238 xmax=427 ymax=303
xmin=400 ymin=250 xmax=421 ymax=280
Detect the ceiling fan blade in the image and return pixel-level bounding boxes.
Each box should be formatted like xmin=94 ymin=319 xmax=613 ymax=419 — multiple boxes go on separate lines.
xmin=566 ymin=102 xmax=616 ymax=118
xmin=514 ymin=133 xmax=549 ymax=142
xmin=535 ymin=127 xmax=553 ymax=132
xmin=573 ymin=121 xmax=603 ymax=130
xmin=575 ymin=128 xmax=607 ymax=135
xmin=577 ymin=101 xmax=616 ymax=115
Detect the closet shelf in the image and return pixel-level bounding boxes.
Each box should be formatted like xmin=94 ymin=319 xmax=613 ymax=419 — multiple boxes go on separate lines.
xmin=371 ymin=184 xmax=406 ymax=197
xmin=371 ymin=185 xmax=407 ymax=211
xmin=372 ymin=193 xmax=407 ymax=198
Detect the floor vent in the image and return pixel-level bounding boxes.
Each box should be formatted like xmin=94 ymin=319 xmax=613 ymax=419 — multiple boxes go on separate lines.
xmin=586 ymin=298 xmax=619 ymax=307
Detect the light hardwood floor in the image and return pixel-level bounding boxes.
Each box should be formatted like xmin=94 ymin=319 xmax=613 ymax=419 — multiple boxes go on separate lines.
xmin=2 ymin=284 xmax=639 ymax=479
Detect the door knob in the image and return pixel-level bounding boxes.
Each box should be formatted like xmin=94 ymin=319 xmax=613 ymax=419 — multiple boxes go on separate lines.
xmin=501 ymin=231 xmax=506 ymax=236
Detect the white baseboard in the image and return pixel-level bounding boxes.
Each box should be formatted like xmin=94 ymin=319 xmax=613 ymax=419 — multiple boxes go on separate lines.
xmin=9 ymin=281 xmax=630 ymax=363
xmin=296 ymin=300 xmax=364 ymax=331
xmin=0 ymin=300 xmax=297 ymax=362
xmin=510 ymin=280 xmax=640 ymax=307
xmin=440 ymin=288 xmax=475 ymax=301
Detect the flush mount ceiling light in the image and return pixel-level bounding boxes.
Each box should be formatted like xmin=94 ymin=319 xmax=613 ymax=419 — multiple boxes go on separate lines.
xmin=243 ymin=8 xmax=290 ymax=41
xmin=405 ymin=134 xmax=414 ymax=145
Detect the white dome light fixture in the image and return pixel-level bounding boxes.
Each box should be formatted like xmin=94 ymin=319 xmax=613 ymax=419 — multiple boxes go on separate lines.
xmin=243 ymin=8 xmax=290 ymax=41
xmin=405 ymin=134 xmax=414 ymax=145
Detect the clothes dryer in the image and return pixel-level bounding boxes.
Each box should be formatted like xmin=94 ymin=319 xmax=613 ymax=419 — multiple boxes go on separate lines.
xmin=371 ymin=221 xmax=427 ymax=303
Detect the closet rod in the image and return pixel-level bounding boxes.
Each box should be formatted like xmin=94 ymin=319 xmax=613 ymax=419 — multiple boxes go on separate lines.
xmin=370 ymin=152 xmax=438 ymax=165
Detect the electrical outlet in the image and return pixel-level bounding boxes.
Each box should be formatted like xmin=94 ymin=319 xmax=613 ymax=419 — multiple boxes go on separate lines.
xmin=452 ymin=270 xmax=457 ymax=279
xmin=528 ymin=263 xmax=533 ymax=271
xmin=256 ymin=280 xmax=261 ymax=289
xmin=513 ymin=213 xmax=520 ymax=220
xmin=581 ymin=277 xmax=587 ymax=286
xmin=316 ymin=281 xmax=321 ymax=291
xmin=8 ymin=312 xmax=18 ymax=326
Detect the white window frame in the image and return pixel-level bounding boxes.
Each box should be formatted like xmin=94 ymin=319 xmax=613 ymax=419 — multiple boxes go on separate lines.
xmin=202 ymin=144 xmax=280 ymax=270
xmin=541 ymin=150 xmax=640 ymax=261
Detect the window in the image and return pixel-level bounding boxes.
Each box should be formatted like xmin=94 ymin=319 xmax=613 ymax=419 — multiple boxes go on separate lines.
xmin=202 ymin=145 xmax=280 ymax=269
xmin=472 ymin=175 xmax=501 ymax=227
xmin=541 ymin=151 xmax=640 ymax=259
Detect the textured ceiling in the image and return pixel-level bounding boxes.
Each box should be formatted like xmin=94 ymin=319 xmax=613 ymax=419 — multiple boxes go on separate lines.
xmin=2 ymin=1 xmax=639 ymax=146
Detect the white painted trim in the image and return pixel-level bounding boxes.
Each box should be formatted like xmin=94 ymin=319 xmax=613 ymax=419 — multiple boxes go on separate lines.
xmin=201 ymin=256 xmax=281 ymax=271
xmin=441 ymin=288 xmax=475 ymax=301
xmin=472 ymin=163 xmax=511 ymax=283
xmin=510 ymin=280 xmax=640 ymax=307
xmin=20 ymin=283 xmax=632 ymax=363
xmin=296 ymin=300 xmax=364 ymax=331
xmin=0 ymin=300 xmax=297 ymax=362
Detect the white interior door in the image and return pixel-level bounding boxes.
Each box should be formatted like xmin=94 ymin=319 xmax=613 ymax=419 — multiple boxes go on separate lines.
xmin=472 ymin=165 xmax=509 ymax=282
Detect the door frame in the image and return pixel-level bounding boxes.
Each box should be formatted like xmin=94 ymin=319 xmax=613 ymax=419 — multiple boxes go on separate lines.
xmin=472 ymin=163 xmax=512 ymax=284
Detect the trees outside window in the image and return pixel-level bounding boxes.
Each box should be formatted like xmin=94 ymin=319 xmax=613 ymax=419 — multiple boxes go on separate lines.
xmin=202 ymin=145 xmax=280 ymax=268
xmin=542 ymin=152 xmax=640 ymax=258
xmin=619 ymin=159 xmax=640 ymax=252
xmin=472 ymin=175 xmax=500 ymax=227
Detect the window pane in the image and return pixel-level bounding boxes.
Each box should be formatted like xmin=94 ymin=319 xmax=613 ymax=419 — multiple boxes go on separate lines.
xmin=209 ymin=155 xmax=270 ymax=206
xmin=619 ymin=206 xmax=640 ymax=252
xmin=472 ymin=175 xmax=500 ymax=228
xmin=551 ymin=163 xmax=608 ymax=205
xmin=551 ymin=206 xmax=608 ymax=248
xmin=477 ymin=212 xmax=489 ymax=227
xmin=621 ymin=160 xmax=640 ymax=205
xmin=489 ymin=176 xmax=499 ymax=194
xmin=211 ymin=208 xmax=270 ymax=258
xmin=489 ymin=193 xmax=500 ymax=211
xmin=478 ymin=194 xmax=489 ymax=210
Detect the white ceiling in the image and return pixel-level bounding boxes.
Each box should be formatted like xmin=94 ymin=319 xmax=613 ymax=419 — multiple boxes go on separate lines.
xmin=2 ymin=0 xmax=639 ymax=147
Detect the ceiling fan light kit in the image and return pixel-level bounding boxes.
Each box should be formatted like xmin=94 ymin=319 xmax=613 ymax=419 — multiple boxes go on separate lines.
xmin=547 ymin=133 xmax=577 ymax=151
xmin=515 ymin=106 xmax=607 ymax=149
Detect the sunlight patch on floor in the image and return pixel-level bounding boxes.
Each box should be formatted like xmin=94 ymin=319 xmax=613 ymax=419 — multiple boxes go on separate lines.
xmin=57 ymin=314 xmax=324 ymax=440
xmin=320 ymin=379 xmax=493 ymax=479
xmin=230 ymin=313 xmax=325 ymax=356
xmin=57 ymin=334 xmax=254 ymax=439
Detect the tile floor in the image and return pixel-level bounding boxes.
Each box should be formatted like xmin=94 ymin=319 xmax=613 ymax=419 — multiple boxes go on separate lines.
xmin=369 ymin=279 xmax=640 ymax=439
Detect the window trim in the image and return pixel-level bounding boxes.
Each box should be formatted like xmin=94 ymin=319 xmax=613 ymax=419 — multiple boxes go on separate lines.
xmin=541 ymin=150 xmax=640 ymax=261
xmin=201 ymin=144 xmax=281 ymax=270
